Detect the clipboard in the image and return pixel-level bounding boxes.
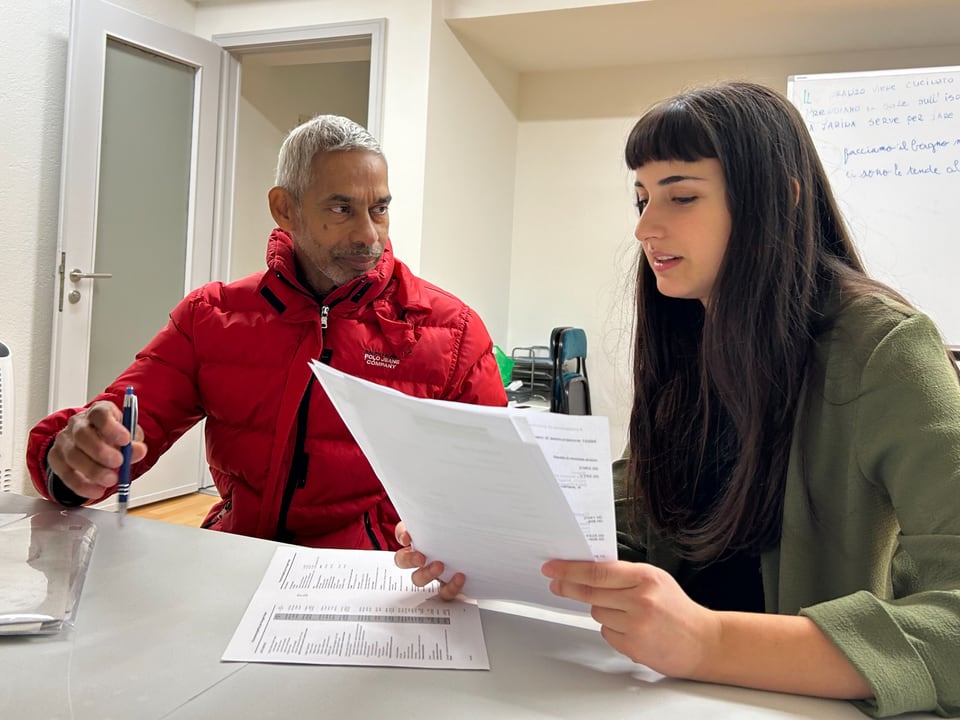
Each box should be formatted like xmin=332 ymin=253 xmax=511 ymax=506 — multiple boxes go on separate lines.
xmin=0 ymin=510 xmax=97 ymax=635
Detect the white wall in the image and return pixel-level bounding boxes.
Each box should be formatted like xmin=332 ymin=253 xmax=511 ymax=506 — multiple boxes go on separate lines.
xmin=419 ymin=2 xmax=519 ymax=343
xmin=509 ymin=44 xmax=960 ymax=456
xmin=230 ymin=59 xmax=371 ymax=281
xmin=509 ymin=117 xmax=638 ymax=455
xmin=0 ymin=0 xmax=196 ymax=494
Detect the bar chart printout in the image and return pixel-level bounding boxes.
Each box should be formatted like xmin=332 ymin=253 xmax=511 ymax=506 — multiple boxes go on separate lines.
xmin=222 ymin=547 xmax=489 ymax=670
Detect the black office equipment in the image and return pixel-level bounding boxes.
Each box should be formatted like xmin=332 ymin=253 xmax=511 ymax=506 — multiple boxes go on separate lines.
xmin=509 ymin=344 xmax=553 ymax=402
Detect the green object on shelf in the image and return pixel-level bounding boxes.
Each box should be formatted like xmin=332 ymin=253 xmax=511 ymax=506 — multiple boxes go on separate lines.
xmin=493 ymin=345 xmax=514 ymax=386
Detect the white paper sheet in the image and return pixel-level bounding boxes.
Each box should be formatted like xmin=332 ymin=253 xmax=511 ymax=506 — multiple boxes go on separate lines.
xmin=309 ymin=361 xmax=617 ymax=611
xmin=522 ymin=413 xmax=617 ymax=563
xmin=223 ymin=547 xmax=488 ymax=669
xmin=0 ymin=514 xmax=26 ymax=529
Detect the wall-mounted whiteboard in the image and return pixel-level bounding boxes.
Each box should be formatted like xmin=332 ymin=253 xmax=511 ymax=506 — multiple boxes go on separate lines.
xmin=787 ymin=66 xmax=960 ymax=346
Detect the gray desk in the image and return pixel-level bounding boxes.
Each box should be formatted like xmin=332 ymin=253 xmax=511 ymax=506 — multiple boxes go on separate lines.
xmin=0 ymin=494 xmax=920 ymax=719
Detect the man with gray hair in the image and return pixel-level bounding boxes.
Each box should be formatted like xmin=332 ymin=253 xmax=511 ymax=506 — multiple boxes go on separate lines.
xmin=27 ymin=115 xmax=507 ymax=549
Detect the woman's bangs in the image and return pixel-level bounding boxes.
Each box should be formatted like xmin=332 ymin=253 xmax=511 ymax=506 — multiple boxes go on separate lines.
xmin=625 ymin=100 xmax=716 ymax=168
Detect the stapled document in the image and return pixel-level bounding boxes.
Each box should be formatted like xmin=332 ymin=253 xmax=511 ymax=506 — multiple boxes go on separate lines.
xmin=309 ymin=361 xmax=617 ymax=611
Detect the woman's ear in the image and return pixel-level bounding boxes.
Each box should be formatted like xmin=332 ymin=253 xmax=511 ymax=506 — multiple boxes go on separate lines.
xmin=268 ymin=187 xmax=298 ymax=232
xmin=791 ymin=178 xmax=801 ymax=207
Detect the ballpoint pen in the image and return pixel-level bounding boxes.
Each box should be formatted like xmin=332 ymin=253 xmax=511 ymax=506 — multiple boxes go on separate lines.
xmin=118 ymin=386 xmax=138 ymax=517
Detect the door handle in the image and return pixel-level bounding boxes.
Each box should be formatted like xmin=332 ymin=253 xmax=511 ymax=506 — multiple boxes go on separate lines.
xmin=69 ymin=268 xmax=113 ymax=282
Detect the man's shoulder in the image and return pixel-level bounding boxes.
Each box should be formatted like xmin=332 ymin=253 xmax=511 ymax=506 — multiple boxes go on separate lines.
xmin=171 ymin=271 xmax=274 ymax=323
xmin=391 ymin=258 xmax=475 ymax=315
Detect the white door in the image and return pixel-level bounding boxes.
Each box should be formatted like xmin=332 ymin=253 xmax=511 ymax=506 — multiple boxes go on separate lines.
xmin=51 ymin=0 xmax=223 ymax=508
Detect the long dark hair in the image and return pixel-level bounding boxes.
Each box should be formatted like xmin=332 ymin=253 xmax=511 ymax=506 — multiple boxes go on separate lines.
xmin=625 ymin=82 xmax=906 ymax=561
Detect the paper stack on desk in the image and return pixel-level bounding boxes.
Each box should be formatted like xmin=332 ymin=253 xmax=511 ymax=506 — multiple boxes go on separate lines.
xmin=309 ymin=361 xmax=617 ymax=612
xmin=223 ymin=546 xmax=489 ymax=669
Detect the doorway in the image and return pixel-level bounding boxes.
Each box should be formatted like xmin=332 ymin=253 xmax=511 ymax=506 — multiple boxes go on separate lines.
xmin=52 ymin=1 xmax=385 ymax=504
xmin=213 ymin=21 xmax=385 ymax=284
xmin=227 ymin=41 xmax=374 ymax=281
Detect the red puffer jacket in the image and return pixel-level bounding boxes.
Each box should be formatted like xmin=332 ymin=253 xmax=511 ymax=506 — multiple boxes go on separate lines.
xmin=27 ymin=230 xmax=507 ymax=549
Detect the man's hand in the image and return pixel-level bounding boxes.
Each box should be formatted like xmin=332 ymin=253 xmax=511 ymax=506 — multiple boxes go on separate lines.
xmin=392 ymin=521 xmax=465 ymax=601
xmin=47 ymin=400 xmax=147 ymax=500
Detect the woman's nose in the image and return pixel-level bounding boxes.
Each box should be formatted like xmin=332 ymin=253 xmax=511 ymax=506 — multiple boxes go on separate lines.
xmin=634 ymin=208 xmax=660 ymax=243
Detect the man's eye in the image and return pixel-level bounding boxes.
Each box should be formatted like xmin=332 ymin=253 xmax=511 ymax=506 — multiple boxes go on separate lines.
xmin=331 ymin=205 xmax=351 ymax=214
xmin=372 ymin=205 xmax=389 ymax=216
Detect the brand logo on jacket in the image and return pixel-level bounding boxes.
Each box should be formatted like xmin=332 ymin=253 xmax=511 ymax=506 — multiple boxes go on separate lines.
xmin=364 ymin=349 xmax=400 ymax=369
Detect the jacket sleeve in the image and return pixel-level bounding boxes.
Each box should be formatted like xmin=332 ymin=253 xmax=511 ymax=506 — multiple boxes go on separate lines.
xmin=800 ymin=313 xmax=960 ymax=717
xmin=441 ymin=307 xmax=507 ymax=407
xmin=27 ymin=290 xmax=208 ymax=502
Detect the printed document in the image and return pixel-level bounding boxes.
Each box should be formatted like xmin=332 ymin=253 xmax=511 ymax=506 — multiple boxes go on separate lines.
xmin=223 ymin=546 xmax=488 ymax=669
xmin=309 ymin=361 xmax=617 ymax=611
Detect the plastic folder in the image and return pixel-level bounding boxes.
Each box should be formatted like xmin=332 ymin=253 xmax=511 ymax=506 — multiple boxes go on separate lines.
xmin=0 ymin=510 xmax=97 ymax=635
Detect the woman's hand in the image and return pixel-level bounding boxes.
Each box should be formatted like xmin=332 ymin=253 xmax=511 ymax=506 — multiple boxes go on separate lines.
xmin=392 ymin=521 xmax=466 ymax=601
xmin=542 ymin=559 xmax=721 ymax=679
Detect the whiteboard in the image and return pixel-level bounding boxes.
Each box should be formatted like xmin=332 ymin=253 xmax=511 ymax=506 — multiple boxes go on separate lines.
xmin=787 ymin=66 xmax=960 ymax=346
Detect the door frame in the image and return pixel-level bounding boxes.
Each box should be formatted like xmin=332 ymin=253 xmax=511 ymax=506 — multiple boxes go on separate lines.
xmin=50 ymin=0 xmax=226 ymax=507
xmin=211 ymin=19 xmax=386 ymax=281
xmin=51 ymin=0 xmax=223 ymax=410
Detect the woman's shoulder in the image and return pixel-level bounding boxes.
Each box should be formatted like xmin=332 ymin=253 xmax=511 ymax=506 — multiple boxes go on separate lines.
xmin=816 ymin=292 xmax=949 ymax=400
xmin=825 ymin=291 xmax=938 ymax=351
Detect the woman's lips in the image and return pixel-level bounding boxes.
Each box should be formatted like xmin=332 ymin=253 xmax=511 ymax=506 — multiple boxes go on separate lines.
xmin=651 ymin=254 xmax=681 ymax=271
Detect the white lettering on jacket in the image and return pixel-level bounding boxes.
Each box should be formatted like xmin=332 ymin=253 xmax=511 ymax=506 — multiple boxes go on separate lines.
xmin=364 ymin=350 xmax=400 ymax=369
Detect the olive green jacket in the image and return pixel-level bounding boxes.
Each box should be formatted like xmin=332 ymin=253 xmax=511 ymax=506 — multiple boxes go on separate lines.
xmin=615 ymin=294 xmax=960 ymax=717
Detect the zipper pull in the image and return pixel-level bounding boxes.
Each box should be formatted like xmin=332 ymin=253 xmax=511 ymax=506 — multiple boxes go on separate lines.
xmin=320 ymin=305 xmax=330 ymax=330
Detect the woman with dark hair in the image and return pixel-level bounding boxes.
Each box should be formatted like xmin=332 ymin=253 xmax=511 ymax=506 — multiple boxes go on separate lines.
xmin=396 ymin=82 xmax=960 ymax=716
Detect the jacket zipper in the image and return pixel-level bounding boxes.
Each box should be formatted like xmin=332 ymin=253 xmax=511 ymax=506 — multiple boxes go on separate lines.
xmin=274 ymin=297 xmax=344 ymax=543
xmin=275 ymin=380 xmax=313 ymax=542
xmin=363 ymin=511 xmax=383 ymax=550
xmin=273 ymin=283 xmax=374 ymax=543
xmin=202 ymin=498 xmax=231 ymax=529
xmin=321 ymin=293 xmax=380 ymax=549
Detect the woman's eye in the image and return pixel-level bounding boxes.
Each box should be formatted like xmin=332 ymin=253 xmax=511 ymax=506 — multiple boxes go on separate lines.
xmin=673 ymin=196 xmax=697 ymax=205
xmin=635 ymin=199 xmax=648 ymax=214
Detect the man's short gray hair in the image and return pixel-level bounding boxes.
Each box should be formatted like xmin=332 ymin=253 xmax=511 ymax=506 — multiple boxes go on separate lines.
xmin=275 ymin=115 xmax=383 ymax=200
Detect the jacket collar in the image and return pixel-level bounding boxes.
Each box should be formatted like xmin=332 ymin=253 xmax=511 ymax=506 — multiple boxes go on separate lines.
xmin=262 ymin=228 xmax=397 ymax=309
xmin=258 ymin=229 xmax=430 ymax=354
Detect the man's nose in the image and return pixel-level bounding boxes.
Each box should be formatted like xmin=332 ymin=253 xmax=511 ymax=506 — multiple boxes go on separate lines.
xmin=353 ymin=212 xmax=381 ymax=246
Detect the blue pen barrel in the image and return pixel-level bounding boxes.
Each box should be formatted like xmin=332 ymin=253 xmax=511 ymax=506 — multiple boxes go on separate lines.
xmin=118 ymin=443 xmax=133 ymax=502
xmin=118 ymin=386 xmax=138 ymax=508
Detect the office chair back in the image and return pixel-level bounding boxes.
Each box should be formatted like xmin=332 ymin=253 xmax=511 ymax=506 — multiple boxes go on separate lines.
xmin=550 ymin=327 xmax=591 ymax=415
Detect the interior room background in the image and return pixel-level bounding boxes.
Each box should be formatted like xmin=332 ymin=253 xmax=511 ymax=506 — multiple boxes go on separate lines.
xmin=3 ymin=0 xmax=957 ymax=495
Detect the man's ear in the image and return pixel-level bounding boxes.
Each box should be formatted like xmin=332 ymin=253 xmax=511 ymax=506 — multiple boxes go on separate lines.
xmin=268 ymin=187 xmax=298 ymax=232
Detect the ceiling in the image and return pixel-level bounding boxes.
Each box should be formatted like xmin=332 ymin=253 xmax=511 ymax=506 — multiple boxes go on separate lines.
xmin=445 ymin=0 xmax=960 ymax=73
